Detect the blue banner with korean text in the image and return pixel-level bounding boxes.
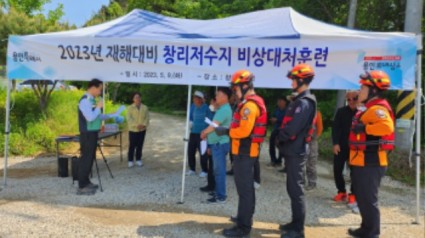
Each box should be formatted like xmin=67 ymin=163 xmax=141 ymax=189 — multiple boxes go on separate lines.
xmin=7 ymin=35 xmax=416 ymax=90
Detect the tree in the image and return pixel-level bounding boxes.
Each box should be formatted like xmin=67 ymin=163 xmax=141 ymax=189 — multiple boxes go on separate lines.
xmin=28 ymin=80 xmax=58 ymax=112
xmin=0 ymin=5 xmax=72 ymax=112
xmin=84 ymin=1 xmax=125 ymax=26
xmin=1 ymin=0 xmax=51 ymax=15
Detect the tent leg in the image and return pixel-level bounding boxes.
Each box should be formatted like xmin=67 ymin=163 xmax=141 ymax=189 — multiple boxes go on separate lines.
xmin=179 ymin=85 xmax=192 ymax=204
xmin=414 ymin=42 xmax=422 ymax=224
xmin=3 ymin=80 xmax=11 ymax=188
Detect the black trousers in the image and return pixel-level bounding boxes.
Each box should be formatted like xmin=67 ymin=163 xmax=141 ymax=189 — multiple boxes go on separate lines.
xmin=188 ymin=133 xmax=208 ymax=172
xmin=253 ymin=157 xmax=260 ymax=184
xmin=234 ymin=155 xmax=256 ymax=232
xmin=333 ymin=148 xmax=353 ymax=193
xmin=269 ymin=129 xmax=283 ymax=164
xmin=128 ymin=130 xmax=146 ymax=161
xmin=207 ymin=154 xmax=215 ymax=189
xmin=352 ymin=166 xmax=386 ymax=238
xmin=285 ymin=155 xmax=307 ymax=232
xmin=78 ymin=131 xmax=98 ymax=189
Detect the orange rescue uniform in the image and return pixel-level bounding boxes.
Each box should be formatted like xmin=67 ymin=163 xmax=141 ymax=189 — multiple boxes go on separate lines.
xmin=349 ymin=104 xmax=394 ymax=167
xmin=230 ymin=101 xmax=261 ymax=158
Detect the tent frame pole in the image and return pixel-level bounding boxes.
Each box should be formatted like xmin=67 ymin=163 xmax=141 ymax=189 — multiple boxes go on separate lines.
xmin=414 ymin=35 xmax=422 ymax=224
xmin=3 ymin=80 xmax=11 ymax=188
xmin=179 ymin=85 xmax=192 ymax=203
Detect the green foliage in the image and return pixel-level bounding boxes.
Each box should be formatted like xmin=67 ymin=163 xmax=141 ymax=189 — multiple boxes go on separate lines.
xmin=318 ymin=128 xmax=333 ymax=159
xmin=84 ymin=1 xmax=125 ymax=26
xmin=0 ymin=88 xmax=124 ymax=156
xmin=2 ymin=0 xmax=51 ymax=15
xmin=46 ymin=3 xmax=64 ymax=24
xmin=0 ymin=6 xmax=73 ymax=65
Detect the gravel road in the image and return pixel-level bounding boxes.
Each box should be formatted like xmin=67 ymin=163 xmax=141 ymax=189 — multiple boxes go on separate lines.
xmin=0 ymin=112 xmax=423 ymax=238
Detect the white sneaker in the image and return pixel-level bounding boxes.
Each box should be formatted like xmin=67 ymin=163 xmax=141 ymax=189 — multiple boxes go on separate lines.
xmin=254 ymin=182 xmax=261 ymax=190
xmin=186 ymin=170 xmax=196 ymax=176
xmin=199 ymin=171 xmax=208 ymax=178
xmin=136 ymin=161 xmax=143 ymax=167
xmin=128 ymin=161 xmax=134 ymax=168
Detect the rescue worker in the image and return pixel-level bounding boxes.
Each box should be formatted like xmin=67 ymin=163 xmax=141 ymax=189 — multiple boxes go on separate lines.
xmin=278 ymin=64 xmax=317 ymax=238
xmin=348 ymin=70 xmax=394 ymax=238
xmin=221 ymin=70 xmax=267 ymax=237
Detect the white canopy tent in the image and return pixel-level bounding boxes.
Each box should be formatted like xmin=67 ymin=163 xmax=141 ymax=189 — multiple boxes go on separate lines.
xmin=4 ymin=7 xmax=422 ymax=219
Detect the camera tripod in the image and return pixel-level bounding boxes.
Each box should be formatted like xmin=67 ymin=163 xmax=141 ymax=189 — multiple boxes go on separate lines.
xmin=92 ymin=144 xmax=114 ymax=192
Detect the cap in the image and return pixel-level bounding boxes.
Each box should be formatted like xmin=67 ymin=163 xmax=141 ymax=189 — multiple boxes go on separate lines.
xmin=194 ymin=91 xmax=204 ymax=99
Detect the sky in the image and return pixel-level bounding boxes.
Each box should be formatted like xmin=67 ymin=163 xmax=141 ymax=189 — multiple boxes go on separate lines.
xmin=43 ymin=0 xmax=110 ymax=27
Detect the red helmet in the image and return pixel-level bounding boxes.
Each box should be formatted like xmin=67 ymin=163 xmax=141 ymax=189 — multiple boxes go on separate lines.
xmin=359 ymin=70 xmax=391 ymax=91
xmin=287 ymin=64 xmax=315 ymax=80
xmin=231 ymin=70 xmax=254 ymax=85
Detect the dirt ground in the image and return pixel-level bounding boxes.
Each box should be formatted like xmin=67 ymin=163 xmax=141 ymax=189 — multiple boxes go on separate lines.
xmin=0 ymin=112 xmax=424 ymax=238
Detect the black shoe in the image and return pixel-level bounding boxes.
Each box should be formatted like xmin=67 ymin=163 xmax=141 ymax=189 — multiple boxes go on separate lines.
xmin=226 ymin=169 xmax=234 ymax=175
xmin=281 ymin=230 xmax=304 ymax=238
xmin=223 ymin=226 xmax=250 ymax=237
xmin=208 ymin=191 xmax=216 ymax=197
xmin=279 ymin=167 xmax=287 ymax=173
xmin=77 ymin=186 xmax=96 ymax=195
xmin=229 ymin=216 xmax=238 ymax=223
xmin=207 ymin=197 xmax=226 ymax=204
xmin=279 ymin=222 xmax=295 ymax=232
xmin=348 ymin=228 xmax=366 ymax=237
xmin=87 ymin=183 xmax=99 ymax=190
xmin=305 ymin=184 xmax=316 ymax=191
xmin=199 ymin=185 xmax=214 ymax=192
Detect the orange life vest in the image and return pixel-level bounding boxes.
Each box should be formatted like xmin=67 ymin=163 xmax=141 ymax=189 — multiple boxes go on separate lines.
xmin=348 ymin=98 xmax=395 ymax=151
xmin=230 ymin=95 xmax=267 ymax=143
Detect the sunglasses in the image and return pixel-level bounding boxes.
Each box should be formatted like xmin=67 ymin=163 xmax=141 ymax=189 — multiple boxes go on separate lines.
xmin=347 ymin=96 xmax=358 ymax=102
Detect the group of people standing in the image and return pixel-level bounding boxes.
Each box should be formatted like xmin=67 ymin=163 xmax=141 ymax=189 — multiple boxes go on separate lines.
xmin=76 ymin=63 xmax=395 ymax=238
xmin=184 ymin=64 xmax=395 ymax=238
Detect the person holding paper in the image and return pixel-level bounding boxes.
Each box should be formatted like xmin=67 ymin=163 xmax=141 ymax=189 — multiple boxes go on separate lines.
xmin=200 ymin=98 xmax=218 ymax=193
xmin=200 ymin=87 xmax=232 ymax=204
xmin=126 ymin=92 xmax=150 ymax=168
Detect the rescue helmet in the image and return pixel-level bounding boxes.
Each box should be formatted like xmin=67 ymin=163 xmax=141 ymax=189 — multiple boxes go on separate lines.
xmin=287 ymin=64 xmax=315 ymax=80
xmin=230 ymin=69 xmax=254 ymax=99
xmin=359 ymin=70 xmax=391 ymax=91
xmin=231 ymin=69 xmax=254 ymax=85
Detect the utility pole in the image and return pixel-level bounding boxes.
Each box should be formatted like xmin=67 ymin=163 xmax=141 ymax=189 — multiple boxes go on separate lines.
xmin=335 ymin=0 xmax=358 ymax=113
xmin=401 ymin=0 xmax=423 ymax=225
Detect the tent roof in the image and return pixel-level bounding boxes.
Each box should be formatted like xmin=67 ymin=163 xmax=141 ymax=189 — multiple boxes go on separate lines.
xmin=7 ymin=7 xmax=417 ymax=90
xmin=29 ymin=7 xmax=413 ymax=40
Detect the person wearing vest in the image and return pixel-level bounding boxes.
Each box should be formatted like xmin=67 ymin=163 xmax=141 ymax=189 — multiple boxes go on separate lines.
xmin=278 ymin=64 xmax=317 ymax=238
xmin=303 ymin=110 xmax=323 ymax=191
xmin=200 ymin=87 xmax=233 ymax=204
xmin=221 ymin=70 xmax=267 ymax=238
xmin=126 ymin=92 xmax=150 ymax=168
xmin=77 ymin=79 xmax=111 ymax=195
xmin=332 ymin=91 xmax=359 ymax=209
xmin=347 ymin=71 xmax=394 ymax=238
